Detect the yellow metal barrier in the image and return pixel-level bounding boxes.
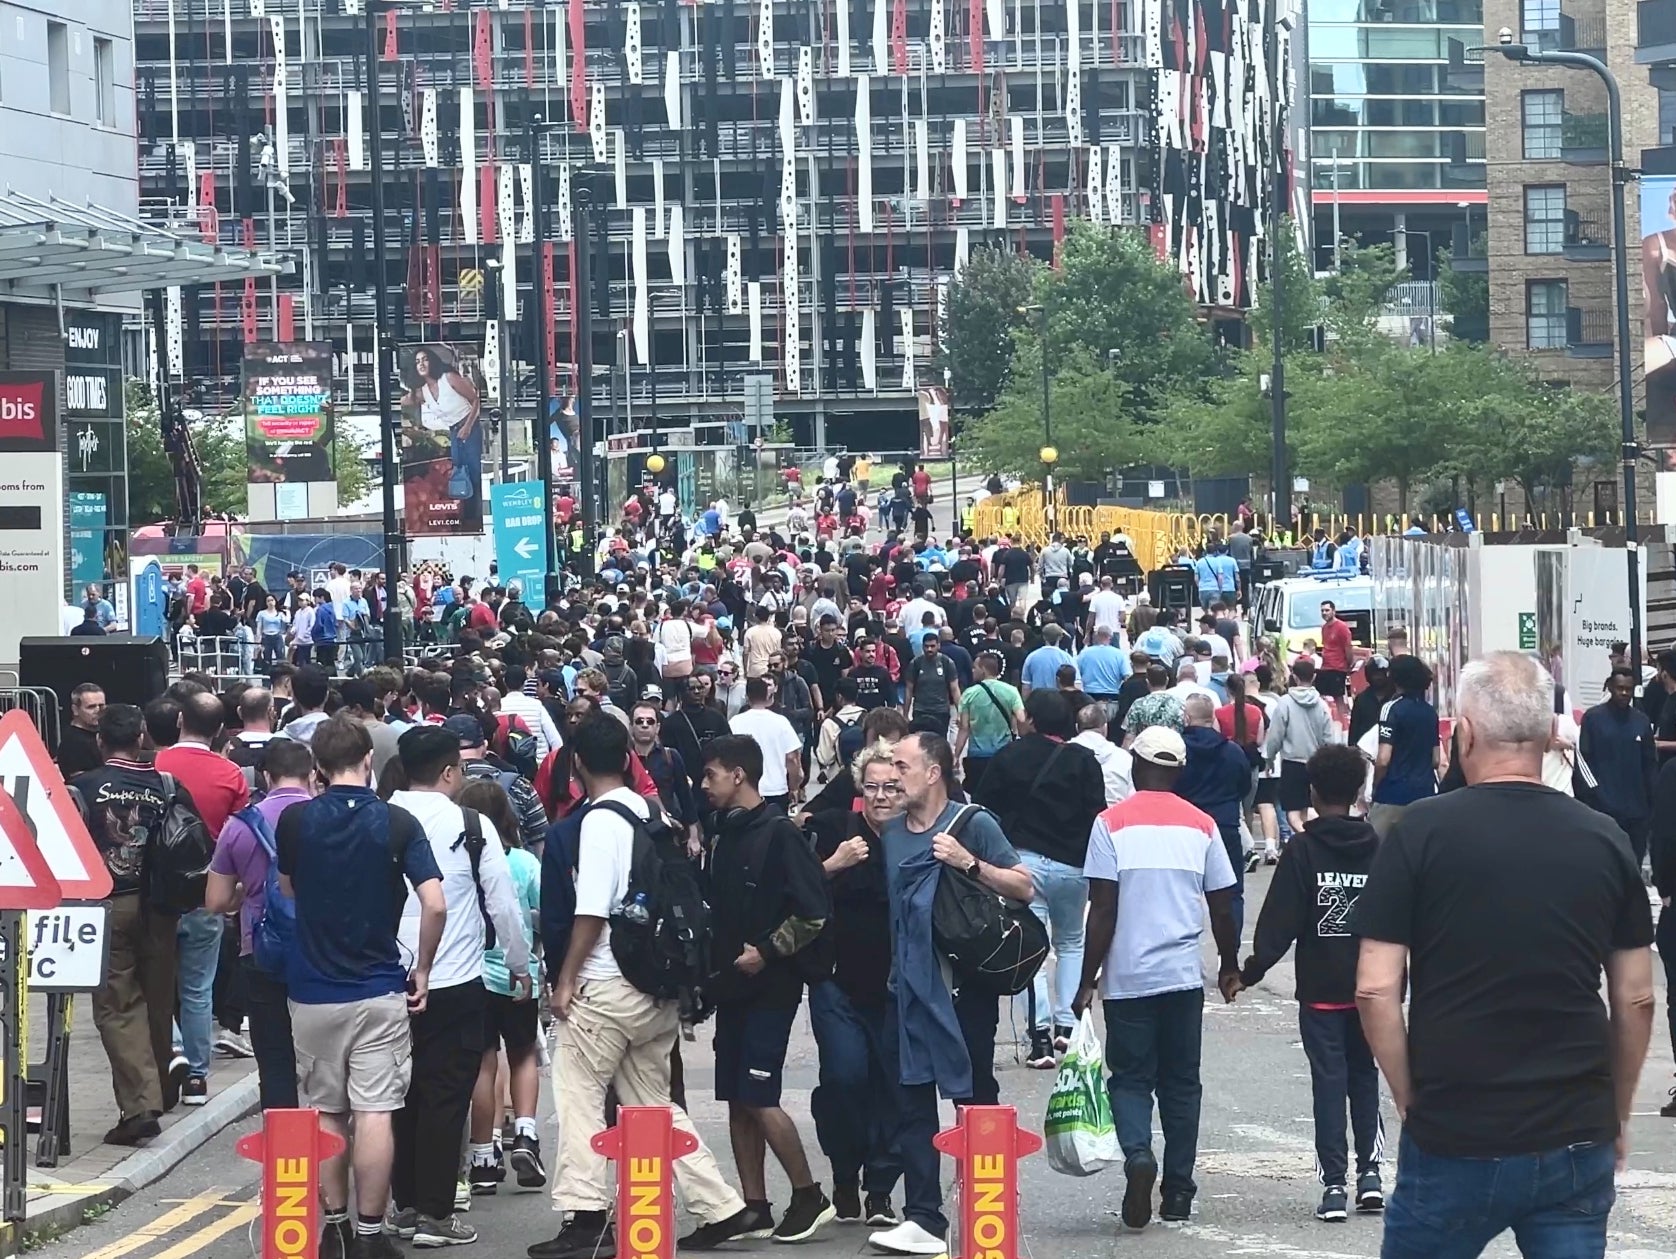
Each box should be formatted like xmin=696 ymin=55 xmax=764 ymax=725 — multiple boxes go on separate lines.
xmin=969 ymin=491 xmax=1220 ymax=573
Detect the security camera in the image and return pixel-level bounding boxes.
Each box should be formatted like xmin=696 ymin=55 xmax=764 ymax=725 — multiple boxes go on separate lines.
xmin=1498 ymin=26 xmax=1513 ymax=44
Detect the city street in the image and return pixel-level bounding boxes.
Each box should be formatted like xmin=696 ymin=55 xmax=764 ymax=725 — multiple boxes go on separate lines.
xmin=38 ymin=870 xmax=1676 ymax=1259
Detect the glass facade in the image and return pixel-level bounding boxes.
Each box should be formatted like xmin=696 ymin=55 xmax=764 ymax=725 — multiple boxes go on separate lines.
xmin=1308 ymin=0 xmax=1486 ymax=193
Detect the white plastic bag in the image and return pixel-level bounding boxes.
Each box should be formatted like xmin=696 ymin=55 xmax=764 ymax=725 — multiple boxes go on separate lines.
xmin=1043 ymin=1010 xmax=1118 ymax=1176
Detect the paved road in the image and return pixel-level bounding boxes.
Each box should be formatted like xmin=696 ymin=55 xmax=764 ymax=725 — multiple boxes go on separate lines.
xmin=37 ymin=872 xmax=1676 ymax=1259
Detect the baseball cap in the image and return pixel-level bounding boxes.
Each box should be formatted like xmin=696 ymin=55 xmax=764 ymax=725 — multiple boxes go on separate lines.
xmin=442 ymin=714 xmax=487 ymax=748
xmin=1367 ymin=654 xmax=1391 ymax=671
xmin=1131 ymin=726 xmax=1188 ymax=768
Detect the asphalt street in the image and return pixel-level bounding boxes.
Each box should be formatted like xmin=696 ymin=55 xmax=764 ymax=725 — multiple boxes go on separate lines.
xmin=38 ymin=869 xmax=1676 ymax=1259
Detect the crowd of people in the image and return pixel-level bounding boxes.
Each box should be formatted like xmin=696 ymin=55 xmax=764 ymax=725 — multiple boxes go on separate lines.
xmin=47 ymin=459 xmax=1669 ymax=1259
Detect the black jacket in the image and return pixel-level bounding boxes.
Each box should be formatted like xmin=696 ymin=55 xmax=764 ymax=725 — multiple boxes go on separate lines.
xmin=805 ymin=809 xmax=891 ymax=1007
xmin=706 ymin=804 xmax=830 ymax=1008
xmin=973 ymin=733 xmax=1106 ymax=868
xmin=1241 ymin=814 xmax=1380 ymax=1005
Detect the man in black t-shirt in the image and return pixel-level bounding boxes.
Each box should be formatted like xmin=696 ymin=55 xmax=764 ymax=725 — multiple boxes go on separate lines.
xmin=848 ymin=641 xmax=895 ymax=711
xmin=1351 ymin=651 xmax=1653 ymax=1258
xmin=805 ymin=618 xmax=854 ymax=710
xmin=904 ymin=633 xmax=960 ymax=734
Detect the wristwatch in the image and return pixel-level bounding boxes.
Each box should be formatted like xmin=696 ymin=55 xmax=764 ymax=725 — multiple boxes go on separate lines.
xmin=964 ymin=856 xmax=981 ymax=878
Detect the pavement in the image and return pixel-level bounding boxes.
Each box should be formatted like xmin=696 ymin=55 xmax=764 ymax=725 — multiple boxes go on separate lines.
xmin=8 ymin=990 xmax=260 ymax=1253
xmin=28 ymin=871 xmax=1676 ymax=1259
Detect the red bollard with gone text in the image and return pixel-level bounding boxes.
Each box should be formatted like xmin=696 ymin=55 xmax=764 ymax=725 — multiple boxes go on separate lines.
xmin=235 ymin=1109 xmax=347 ymax=1259
xmin=932 ymin=1105 xmax=1043 ymax=1259
xmin=591 ymin=1105 xmax=698 ymax=1259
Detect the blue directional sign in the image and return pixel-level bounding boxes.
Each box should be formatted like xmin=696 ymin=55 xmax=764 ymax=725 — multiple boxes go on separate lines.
xmin=492 ymin=481 xmax=548 ymax=613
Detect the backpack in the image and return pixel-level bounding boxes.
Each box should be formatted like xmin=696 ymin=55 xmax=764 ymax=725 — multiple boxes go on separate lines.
xmin=739 ymin=819 xmax=834 ymax=986
xmin=930 ymin=805 xmax=1049 ymax=995
xmin=602 ymin=662 xmax=638 ymax=712
xmin=835 ymin=712 xmax=866 ymax=769
xmin=501 ymin=600 xmax=536 ymax=634
xmin=143 ymin=773 xmax=216 ymax=916
xmin=455 ymin=807 xmax=497 ymax=949
xmin=242 ymin=804 xmax=296 ymax=978
xmin=594 ymin=800 xmax=712 ymax=1019
xmin=494 ymin=715 xmax=539 ymax=779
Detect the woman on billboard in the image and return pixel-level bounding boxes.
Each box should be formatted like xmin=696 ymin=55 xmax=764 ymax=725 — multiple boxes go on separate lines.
xmin=403 ymin=344 xmax=483 ymax=500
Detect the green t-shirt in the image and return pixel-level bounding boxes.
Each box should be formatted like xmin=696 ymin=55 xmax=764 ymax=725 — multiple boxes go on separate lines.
xmin=482 ymin=846 xmax=542 ymax=996
xmin=959 ymin=679 xmax=1023 ymax=757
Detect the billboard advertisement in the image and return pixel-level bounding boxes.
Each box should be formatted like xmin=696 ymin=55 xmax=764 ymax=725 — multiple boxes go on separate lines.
xmin=243 ymin=342 xmax=336 ymax=483
xmin=0 ymin=372 xmax=64 ymax=671
xmin=1643 ymin=177 xmax=1676 ymax=449
xmin=399 ymin=343 xmax=486 ymax=536
xmin=917 ymin=386 xmax=951 ymax=460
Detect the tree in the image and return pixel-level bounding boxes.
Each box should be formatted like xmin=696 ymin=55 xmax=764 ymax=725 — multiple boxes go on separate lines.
xmin=957 ymin=346 xmax=1148 ymax=482
xmin=938 ymin=245 xmax=1036 ymax=415
xmin=1439 ymin=232 xmax=1489 ymax=344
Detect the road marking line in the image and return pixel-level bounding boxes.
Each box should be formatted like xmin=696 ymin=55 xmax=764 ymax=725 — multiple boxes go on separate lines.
xmin=145 ymin=1203 xmax=261 ymax=1259
xmin=77 ymin=1190 xmax=235 ymax=1259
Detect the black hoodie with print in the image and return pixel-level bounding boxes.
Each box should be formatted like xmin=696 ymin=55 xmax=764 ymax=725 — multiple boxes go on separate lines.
xmin=1241 ymin=814 xmax=1380 ymax=1005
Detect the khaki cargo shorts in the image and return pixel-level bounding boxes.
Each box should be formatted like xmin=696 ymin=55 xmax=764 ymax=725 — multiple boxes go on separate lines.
xmin=288 ymin=992 xmax=412 ymax=1113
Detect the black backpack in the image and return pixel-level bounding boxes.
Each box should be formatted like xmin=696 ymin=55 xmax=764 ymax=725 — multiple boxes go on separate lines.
xmin=143 ymin=773 xmax=216 ymax=916
xmin=602 ymin=662 xmax=638 ymax=712
xmin=835 ymin=713 xmax=866 ymax=769
xmin=930 ymin=805 xmax=1049 ymax=995
xmin=595 ymin=801 xmax=713 ymax=1020
xmin=454 ymin=807 xmax=496 ymax=949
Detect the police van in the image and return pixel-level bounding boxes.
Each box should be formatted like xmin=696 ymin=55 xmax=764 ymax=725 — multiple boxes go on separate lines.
xmin=1251 ymin=570 xmax=1374 ymax=660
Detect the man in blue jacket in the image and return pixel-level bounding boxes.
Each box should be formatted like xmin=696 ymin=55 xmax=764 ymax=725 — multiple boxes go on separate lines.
xmin=1176 ymin=695 xmax=1253 ymax=934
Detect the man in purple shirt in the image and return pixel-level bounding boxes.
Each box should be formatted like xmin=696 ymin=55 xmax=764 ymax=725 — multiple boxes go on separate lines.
xmin=205 ymin=738 xmax=316 ymax=1109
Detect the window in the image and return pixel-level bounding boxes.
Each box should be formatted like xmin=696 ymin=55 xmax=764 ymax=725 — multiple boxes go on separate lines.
xmin=1524 ymin=185 xmax=1566 ymax=253
xmin=93 ymin=38 xmax=114 ymax=126
xmin=1523 ymin=90 xmax=1563 ymax=159
xmin=46 ymin=22 xmax=70 ymax=115
xmin=1521 ymin=0 xmax=1559 ymax=41
xmin=1527 ymin=280 xmax=1568 ymax=349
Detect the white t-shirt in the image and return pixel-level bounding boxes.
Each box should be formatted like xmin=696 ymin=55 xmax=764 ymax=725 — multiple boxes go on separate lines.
xmin=390 ymin=790 xmax=529 ymax=989
xmin=658 ymin=616 xmax=695 ymax=668
xmin=729 ymin=707 xmax=803 ymax=797
xmin=574 ymin=787 xmax=651 ymax=982
xmin=1089 ymin=589 xmax=1126 ymax=633
xmin=901 ymin=598 xmax=946 ymax=631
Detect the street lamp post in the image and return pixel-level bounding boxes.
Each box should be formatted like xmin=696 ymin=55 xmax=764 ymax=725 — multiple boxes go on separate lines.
xmin=364 ymin=0 xmax=403 ymax=660
xmin=1493 ymin=29 xmax=1643 ymax=673
xmin=1018 ymin=303 xmax=1053 ymax=531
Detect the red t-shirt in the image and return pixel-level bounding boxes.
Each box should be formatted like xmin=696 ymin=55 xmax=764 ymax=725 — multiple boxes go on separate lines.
xmin=1215 ymin=701 xmax=1268 ymax=749
xmin=186 ymin=577 xmax=209 ymax=614
xmin=155 ymin=742 xmax=251 ymax=839
xmin=912 ymin=470 xmax=930 ymax=497
xmin=867 ymin=572 xmax=893 ymax=611
xmin=555 ymin=495 xmax=576 ymax=523
xmin=1320 ymin=617 xmax=1354 ymax=672
xmin=624 ymin=498 xmax=645 ymax=521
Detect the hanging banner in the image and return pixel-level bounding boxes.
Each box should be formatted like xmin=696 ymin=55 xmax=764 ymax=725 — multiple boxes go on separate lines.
xmin=399 ymin=343 xmax=487 ymax=535
xmin=1643 ymin=175 xmax=1676 ymax=449
xmin=69 ymin=492 xmax=107 ymax=594
xmin=243 ymin=342 xmax=336 ymax=483
xmin=918 ymin=385 xmax=951 ymax=459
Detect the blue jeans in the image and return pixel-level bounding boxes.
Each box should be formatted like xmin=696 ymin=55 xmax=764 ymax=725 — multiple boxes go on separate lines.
xmin=808 ymin=983 xmax=900 ymax=1196
xmin=1105 ymin=987 xmax=1205 ymax=1196
xmin=450 ymin=424 xmax=482 ymax=498
xmin=1381 ymin=1130 xmax=1615 ymax=1259
xmin=879 ymin=996 xmax=948 ymax=1239
xmin=1017 ymin=851 xmax=1087 ymax=1032
xmin=174 ymin=909 xmax=223 ymax=1078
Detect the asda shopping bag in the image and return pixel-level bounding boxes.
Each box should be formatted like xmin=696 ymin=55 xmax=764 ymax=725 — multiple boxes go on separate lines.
xmin=1043 ymin=1011 xmax=1118 ymax=1176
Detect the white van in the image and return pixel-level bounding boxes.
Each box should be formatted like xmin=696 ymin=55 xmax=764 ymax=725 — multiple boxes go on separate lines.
xmin=1250 ymin=571 xmax=1374 ymax=660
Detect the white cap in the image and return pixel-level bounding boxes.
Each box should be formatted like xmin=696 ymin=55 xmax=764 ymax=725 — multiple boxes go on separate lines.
xmin=1131 ymin=726 xmax=1188 ymax=768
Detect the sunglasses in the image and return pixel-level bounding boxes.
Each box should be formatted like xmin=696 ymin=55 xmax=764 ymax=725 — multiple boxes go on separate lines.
xmin=632 ymin=717 xmax=659 ymax=726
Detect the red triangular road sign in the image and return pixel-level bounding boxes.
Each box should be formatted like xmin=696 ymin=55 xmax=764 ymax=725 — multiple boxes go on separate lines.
xmin=0 ymin=709 xmax=112 ymax=900
xmin=0 ymin=788 xmax=61 ymax=910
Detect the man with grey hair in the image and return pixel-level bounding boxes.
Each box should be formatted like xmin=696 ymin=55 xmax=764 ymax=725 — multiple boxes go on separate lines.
xmin=1177 ymin=694 xmax=1254 ymax=934
xmin=1071 ymin=701 xmax=1133 ymax=805
xmin=1353 ymin=651 xmax=1654 ymax=1258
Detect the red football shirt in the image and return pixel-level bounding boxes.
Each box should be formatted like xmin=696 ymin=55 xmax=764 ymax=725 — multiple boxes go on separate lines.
xmin=1320 ymin=616 xmax=1354 ymax=672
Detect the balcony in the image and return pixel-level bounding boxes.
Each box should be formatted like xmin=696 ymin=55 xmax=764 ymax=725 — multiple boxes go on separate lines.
xmin=1561 ymin=111 xmax=1609 ymax=164
xmin=1566 ymin=305 xmax=1614 ymax=357
xmin=1445 ymin=37 xmax=1484 ymax=91
xmin=1557 ymin=10 xmax=1608 ymax=53
xmin=1562 ymin=210 xmax=1611 ymax=261
xmin=1449 ymin=222 xmax=1487 ymax=273
xmin=1640 ymin=0 xmax=1676 ymax=62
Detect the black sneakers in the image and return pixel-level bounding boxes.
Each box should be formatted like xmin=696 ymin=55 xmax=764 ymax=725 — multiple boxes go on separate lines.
xmin=680 ymin=1207 xmax=761 ymax=1250
xmin=1121 ymin=1154 xmax=1157 ymax=1229
xmin=1315 ymin=1185 xmax=1348 ymax=1223
xmin=771 ymin=1186 xmax=836 ymax=1243
xmin=467 ymin=1160 xmax=503 ymax=1196
xmin=526 ymin=1214 xmax=613 ymax=1259
xmin=864 ymin=1194 xmax=899 ymax=1227
xmin=103 ymin=1113 xmax=161 ymax=1146
xmin=349 ymin=1231 xmax=404 ymax=1259
xmin=510 ymin=1134 xmax=547 ymax=1188
xmin=1662 ymin=1086 xmax=1676 ymax=1118
xmin=833 ymin=1183 xmax=862 ymax=1222
xmin=181 ymin=1076 xmax=209 ymax=1107
xmin=1025 ymin=1030 xmax=1056 ymax=1070
xmin=1355 ymin=1169 xmax=1385 ymax=1212
xmin=1159 ymin=1188 xmax=1193 ymax=1223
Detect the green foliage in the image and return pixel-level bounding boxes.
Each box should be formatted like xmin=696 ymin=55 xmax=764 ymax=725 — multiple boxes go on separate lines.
xmin=939 ymin=245 xmax=1036 ymax=414
xmin=1439 ymin=232 xmax=1489 ymax=343
xmin=958 ymin=346 xmax=1147 ymax=482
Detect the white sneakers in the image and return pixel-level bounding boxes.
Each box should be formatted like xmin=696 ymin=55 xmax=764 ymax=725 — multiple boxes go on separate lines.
xmin=867 ymin=1220 xmax=948 ymax=1256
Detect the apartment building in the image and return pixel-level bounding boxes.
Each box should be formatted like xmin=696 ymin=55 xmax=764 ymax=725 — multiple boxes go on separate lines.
xmin=129 ymin=0 xmax=1295 ymax=460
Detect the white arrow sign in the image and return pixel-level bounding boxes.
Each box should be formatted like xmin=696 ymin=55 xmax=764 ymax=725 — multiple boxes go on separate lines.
xmin=513 ymin=537 xmax=539 ymax=560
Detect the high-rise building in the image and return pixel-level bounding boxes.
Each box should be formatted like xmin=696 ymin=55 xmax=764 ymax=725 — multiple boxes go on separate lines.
xmin=1307 ymin=0 xmax=1486 ymax=280
xmin=130 ymin=0 xmax=1295 ymax=472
